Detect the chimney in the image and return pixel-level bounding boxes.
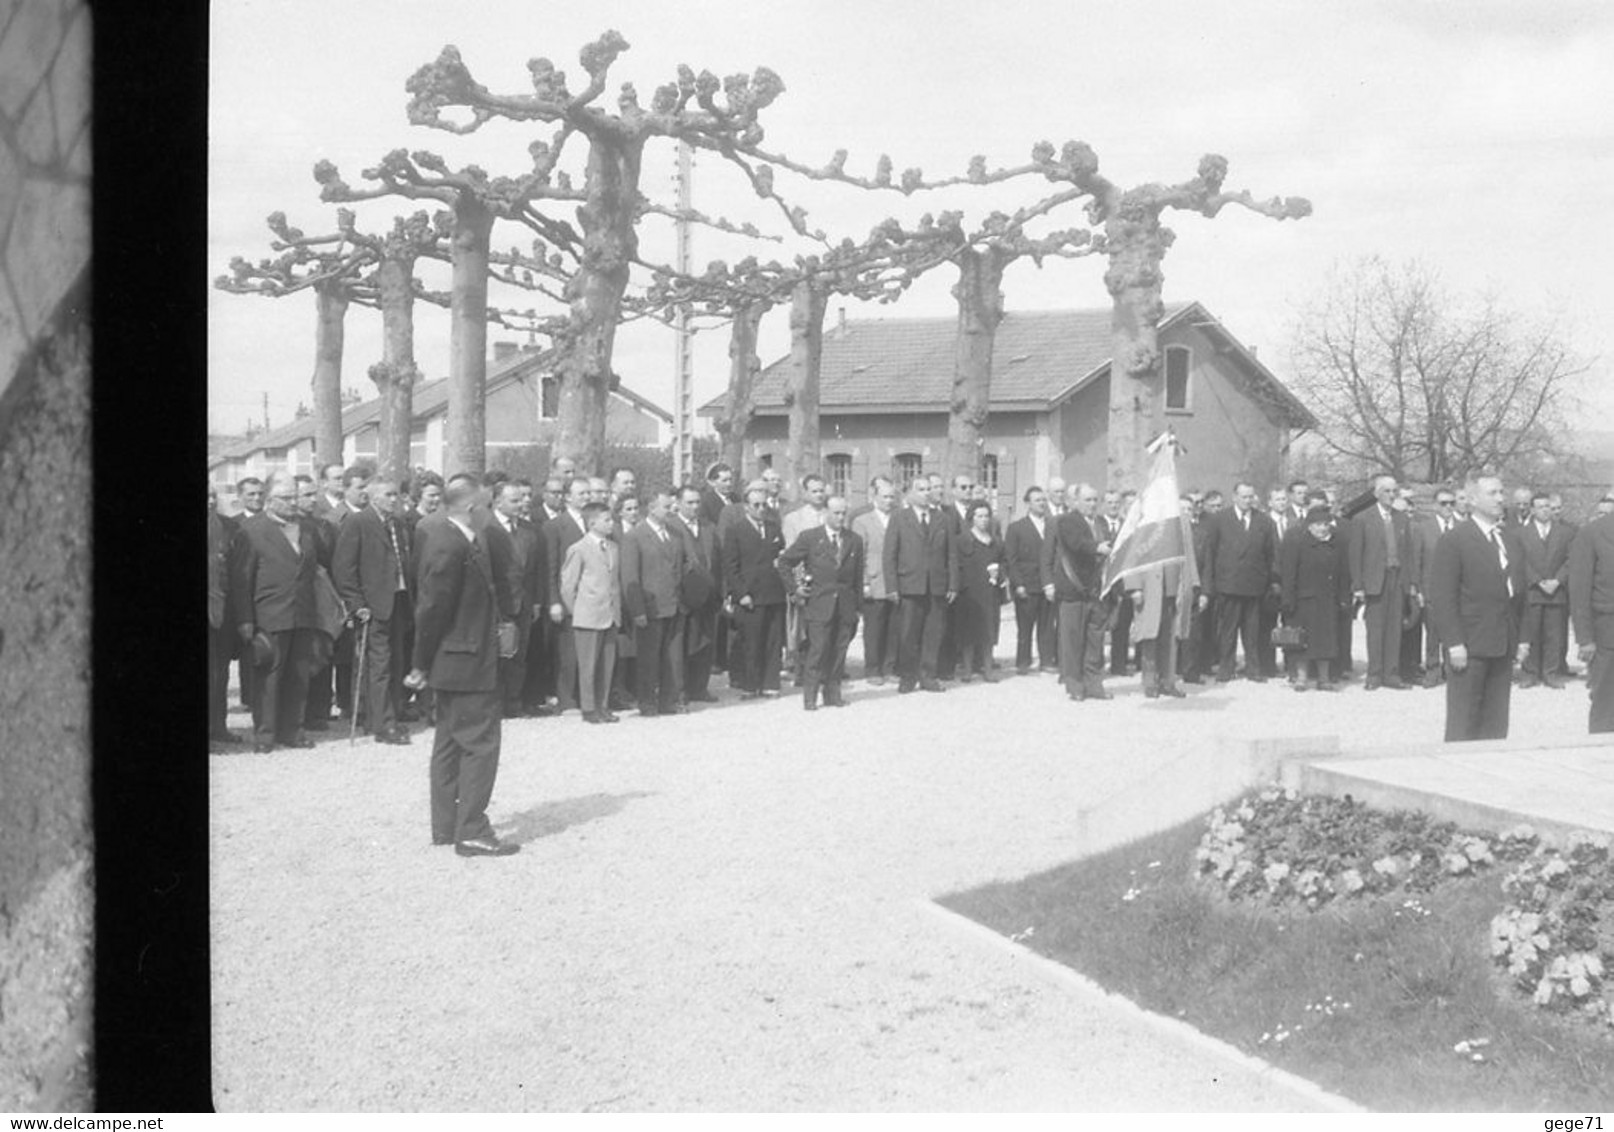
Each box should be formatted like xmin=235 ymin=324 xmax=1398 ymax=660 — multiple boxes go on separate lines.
xmin=1248 ymin=344 xmax=1258 ymax=359
xmin=835 ymin=306 xmax=847 ymax=339
xmin=493 ymin=340 xmax=518 ymax=363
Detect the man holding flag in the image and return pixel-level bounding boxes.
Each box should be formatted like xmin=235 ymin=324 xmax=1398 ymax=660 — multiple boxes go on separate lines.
xmin=1107 ymin=433 xmax=1200 ymax=699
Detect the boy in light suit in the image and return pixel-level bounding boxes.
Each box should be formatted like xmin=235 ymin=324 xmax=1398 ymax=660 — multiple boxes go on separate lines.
xmin=560 ymin=503 xmax=623 ymax=724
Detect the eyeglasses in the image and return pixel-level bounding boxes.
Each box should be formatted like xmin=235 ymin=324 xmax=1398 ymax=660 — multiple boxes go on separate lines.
xmin=1436 ymin=499 xmax=1456 ymax=506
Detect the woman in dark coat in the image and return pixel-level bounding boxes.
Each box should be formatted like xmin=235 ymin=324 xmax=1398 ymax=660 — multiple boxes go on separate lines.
xmin=1280 ymin=504 xmax=1354 ymax=690
xmin=954 ymin=500 xmax=1008 ymax=681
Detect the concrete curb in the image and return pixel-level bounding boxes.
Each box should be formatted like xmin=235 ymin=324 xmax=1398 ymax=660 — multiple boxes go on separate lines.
xmin=918 ymin=899 xmax=1366 ymax=1113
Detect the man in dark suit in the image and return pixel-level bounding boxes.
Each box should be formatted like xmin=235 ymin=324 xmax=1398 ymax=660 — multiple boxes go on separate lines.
xmin=1568 ymin=499 xmax=1614 ymax=732
xmin=405 ymin=476 xmax=517 ymax=857
xmin=622 ymin=487 xmax=688 ymax=716
xmin=1041 ymin=483 xmax=1112 ymax=701
xmin=208 ymin=485 xmax=240 ymax=744
xmin=883 ymin=476 xmax=957 ymax=693
xmin=723 ymin=482 xmax=788 ymax=697
xmin=669 ymin=485 xmax=723 ymax=703
xmin=333 ymin=476 xmax=415 ymax=746
xmin=1006 ymin=485 xmax=1057 ymax=674
xmin=1427 ymin=474 xmax=1529 ymax=742
xmin=1099 ymin=489 xmax=1135 ymax=676
xmin=1408 ymin=488 xmax=1458 ymax=686
xmin=1348 ymin=475 xmax=1415 ymax=690
xmin=777 ymin=496 xmax=864 ymax=709
xmin=312 ymin=462 xmax=346 ymax=522
xmin=229 ymin=475 xmax=266 ymax=712
xmin=1178 ymin=490 xmax=1213 ymax=684
xmin=699 ymin=463 xmax=736 ymax=675
xmin=229 ymin=472 xmax=326 ymax=753
xmin=484 ymin=479 xmax=540 ymax=717
xmin=541 ymin=477 xmax=591 ymax=713
xmin=1201 ymin=482 xmax=1279 ymax=683
xmin=1518 ymin=490 xmax=1574 ymax=689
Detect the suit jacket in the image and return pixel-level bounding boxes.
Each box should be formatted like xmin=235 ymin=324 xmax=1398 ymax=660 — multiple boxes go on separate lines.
xmin=412 ymin=518 xmax=498 ymax=693
xmin=668 ymin=512 xmax=723 ymax=610
xmin=560 ymin=534 xmax=622 ymax=631
xmin=1202 ymin=508 xmax=1278 ymax=598
xmin=1348 ymin=505 xmax=1413 ymax=596
xmin=485 ymin=513 xmax=541 ymax=621
xmin=698 ymin=485 xmax=730 ymax=529
xmin=1427 ymin=519 xmax=1528 ymax=658
xmin=1004 ymin=514 xmax=1050 ymax=594
xmin=208 ymin=510 xmax=232 ymax=630
xmin=1569 ymin=514 xmax=1614 ymax=649
xmin=1040 ymin=509 xmax=1104 ymax=602
xmin=781 ymin=503 xmax=827 ymax=548
xmin=542 ymin=510 xmax=587 ymax=613
xmin=851 ymin=508 xmax=892 ymax=600
xmin=882 ymin=504 xmax=957 ymax=597
xmin=333 ymin=506 xmax=411 ymax=621
xmin=777 ymin=525 xmax=864 ymax=625
xmin=1519 ymin=521 xmax=1573 ymax=606
xmin=722 ymin=513 xmax=787 ymax=606
xmin=621 ymin=520 xmax=686 ymax=621
xmin=229 ymin=512 xmax=325 ymax=632
xmin=1411 ymin=514 xmax=1457 ymax=597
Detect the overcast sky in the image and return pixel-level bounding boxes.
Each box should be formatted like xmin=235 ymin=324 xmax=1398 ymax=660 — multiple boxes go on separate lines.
xmin=208 ymin=0 xmax=1614 ymax=439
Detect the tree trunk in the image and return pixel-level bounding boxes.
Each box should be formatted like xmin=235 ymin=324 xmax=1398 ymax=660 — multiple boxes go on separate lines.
xmin=446 ymin=193 xmax=494 ymax=478
xmin=311 ymin=282 xmax=347 ymax=472
xmin=557 ymin=133 xmax=641 ymax=476
xmin=716 ymin=299 xmax=769 ymax=476
xmin=782 ymin=278 xmax=827 ymax=504
xmin=371 ymin=252 xmax=417 ymax=486
xmin=1103 ymin=208 xmax=1170 ymax=492
xmin=946 ymin=247 xmax=1006 ymax=480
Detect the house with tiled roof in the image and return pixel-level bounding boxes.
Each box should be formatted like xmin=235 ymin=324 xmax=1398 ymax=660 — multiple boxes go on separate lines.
xmin=209 ymin=343 xmax=672 ymax=493
xmin=698 ymin=301 xmax=1315 ymax=514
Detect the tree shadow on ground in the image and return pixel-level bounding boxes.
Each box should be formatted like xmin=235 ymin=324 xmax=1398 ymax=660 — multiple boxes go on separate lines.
xmin=497 ymin=792 xmax=656 ymax=844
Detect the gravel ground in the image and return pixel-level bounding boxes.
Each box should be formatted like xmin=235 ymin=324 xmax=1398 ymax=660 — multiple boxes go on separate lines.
xmin=211 ymin=637 xmax=1587 ymax=1112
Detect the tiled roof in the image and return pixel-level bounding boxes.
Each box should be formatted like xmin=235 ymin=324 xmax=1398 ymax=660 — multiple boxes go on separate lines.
xmin=210 ymin=348 xmax=671 ymax=466
xmin=698 ymin=301 xmax=1314 ymax=429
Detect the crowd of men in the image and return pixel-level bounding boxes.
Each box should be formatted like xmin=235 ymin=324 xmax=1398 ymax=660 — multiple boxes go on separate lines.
xmin=209 ymin=457 xmax=1614 ymax=851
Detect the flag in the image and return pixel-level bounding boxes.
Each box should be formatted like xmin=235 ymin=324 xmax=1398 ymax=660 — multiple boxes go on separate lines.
xmin=1102 ymin=432 xmax=1198 ymax=598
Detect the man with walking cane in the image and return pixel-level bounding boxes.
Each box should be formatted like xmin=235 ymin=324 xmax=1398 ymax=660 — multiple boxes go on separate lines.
xmin=335 ymin=476 xmax=414 ymax=746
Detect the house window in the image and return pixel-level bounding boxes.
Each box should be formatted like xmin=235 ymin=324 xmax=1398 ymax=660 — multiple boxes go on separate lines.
xmin=758 ymin=453 xmax=773 ymax=471
xmin=539 ymin=376 xmax=559 ymax=420
xmin=979 ymin=453 xmax=999 ymax=494
xmin=1165 ymin=346 xmax=1191 ymax=411
xmin=824 ymin=453 xmax=852 ymax=499
xmin=892 ymin=452 xmax=924 ymax=491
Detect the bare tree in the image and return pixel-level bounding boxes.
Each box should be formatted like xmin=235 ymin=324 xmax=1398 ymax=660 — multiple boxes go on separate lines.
xmin=1287 ymin=257 xmax=1587 ymax=483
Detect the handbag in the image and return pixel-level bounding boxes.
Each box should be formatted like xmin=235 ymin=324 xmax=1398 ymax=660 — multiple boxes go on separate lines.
xmin=1271 ymin=624 xmax=1307 ymax=649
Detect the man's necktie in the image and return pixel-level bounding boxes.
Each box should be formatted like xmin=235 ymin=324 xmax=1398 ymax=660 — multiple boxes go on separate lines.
xmin=1489 ymin=528 xmax=1513 ymax=597
xmin=388 ymin=519 xmax=406 ymax=592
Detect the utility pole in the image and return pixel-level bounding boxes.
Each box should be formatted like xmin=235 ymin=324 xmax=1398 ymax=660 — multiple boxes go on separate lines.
xmin=262 ymin=391 xmax=270 ymax=432
xmin=672 ymin=140 xmax=695 ymax=486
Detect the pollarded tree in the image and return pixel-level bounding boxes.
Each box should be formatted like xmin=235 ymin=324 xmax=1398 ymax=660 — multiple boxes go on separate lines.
xmin=215 ymin=211 xmax=383 ymax=470
xmin=315 ymin=143 xmax=578 ymax=476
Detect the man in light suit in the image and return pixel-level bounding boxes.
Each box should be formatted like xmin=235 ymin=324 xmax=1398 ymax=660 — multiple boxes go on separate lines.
xmin=622 ymin=487 xmax=688 ymax=716
xmin=883 ymin=476 xmax=957 ymax=693
xmin=333 ymin=476 xmax=415 ymax=746
xmin=1568 ymin=495 xmax=1614 ymax=732
xmin=406 ymin=476 xmax=517 ymax=856
xmin=852 ymin=476 xmax=898 ymax=683
xmin=541 ymin=477 xmax=590 ymax=713
xmin=1427 ymin=474 xmax=1529 ymax=742
xmin=1006 ymin=485 xmax=1057 ymax=674
xmin=722 ymin=482 xmax=788 ymax=698
xmin=669 ymin=484 xmax=723 ymax=703
xmin=1349 ymin=474 xmax=1415 ymax=690
xmin=560 ymin=502 xmax=623 ymax=724
xmin=1201 ymin=482 xmax=1279 ymax=683
xmin=1518 ymin=490 xmax=1574 ymax=689
xmin=777 ymin=495 xmax=864 ymax=709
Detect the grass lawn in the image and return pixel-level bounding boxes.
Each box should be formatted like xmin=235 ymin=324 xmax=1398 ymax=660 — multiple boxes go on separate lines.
xmin=940 ymin=817 xmax=1614 ymax=1111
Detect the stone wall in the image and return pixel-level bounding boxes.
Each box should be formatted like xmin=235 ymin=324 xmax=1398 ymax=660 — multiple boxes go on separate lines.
xmin=0 ymin=0 xmax=92 ymax=1111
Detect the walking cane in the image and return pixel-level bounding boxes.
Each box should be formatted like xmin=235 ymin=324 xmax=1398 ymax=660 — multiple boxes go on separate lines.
xmin=349 ymin=615 xmax=370 ymax=747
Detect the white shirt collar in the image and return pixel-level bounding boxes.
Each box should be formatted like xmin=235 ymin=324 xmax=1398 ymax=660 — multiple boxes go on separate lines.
xmin=448 ymin=515 xmax=476 ymax=542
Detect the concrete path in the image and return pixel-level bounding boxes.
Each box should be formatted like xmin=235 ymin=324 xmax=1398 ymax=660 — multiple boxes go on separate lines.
xmin=210 ymin=663 xmax=1591 ymax=1111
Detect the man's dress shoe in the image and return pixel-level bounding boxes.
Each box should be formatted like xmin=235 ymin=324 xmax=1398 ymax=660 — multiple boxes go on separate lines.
xmin=455 ymin=837 xmax=519 ymax=858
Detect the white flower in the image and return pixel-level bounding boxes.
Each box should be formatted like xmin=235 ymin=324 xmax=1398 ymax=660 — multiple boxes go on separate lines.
xmin=1372 ymin=855 xmax=1400 ymax=877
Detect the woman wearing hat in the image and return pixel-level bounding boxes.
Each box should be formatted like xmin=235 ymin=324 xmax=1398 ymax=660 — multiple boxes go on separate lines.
xmin=1280 ymin=504 xmax=1355 ymax=690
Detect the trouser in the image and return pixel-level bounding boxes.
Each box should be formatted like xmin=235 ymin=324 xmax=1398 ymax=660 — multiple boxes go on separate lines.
xmin=333 ymin=625 xmax=354 ymax=714
xmin=1362 ymin=571 xmax=1403 ymax=683
xmin=1589 ymin=640 xmax=1614 ymax=734
xmin=1138 ymin=599 xmax=1180 ymax=694
xmin=208 ymin=623 xmax=231 ymax=735
xmin=1519 ymin=604 xmax=1568 ymax=680
xmin=1399 ymin=602 xmax=1426 ymax=677
xmin=1179 ymin=599 xmax=1210 ymax=681
xmin=802 ymin=613 xmax=857 ymax=705
xmin=519 ymin=613 xmax=548 ymax=709
xmin=897 ymin=593 xmax=948 ymax=686
xmin=684 ymin=606 xmax=718 ymax=699
xmin=731 ymin=603 xmax=785 ymax=692
xmin=636 ymin=614 xmax=685 ymax=710
xmin=1444 ymin=653 xmax=1514 ymax=741
xmin=1337 ymin=604 xmax=1356 ymax=675
xmin=938 ymin=604 xmax=958 ymax=680
xmin=362 ymin=599 xmax=410 ymax=737
xmin=497 ymin=614 xmax=529 ymax=715
xmin=861 ymin=596 xmax=897 ymax=679
xmin=236 ymin=650 xmax=256 ymax=710
xmin=1057 ymin=597 xmax=1108 ymax=697
xmin=1015 ymin=592 xmax=1057 ymax=671
xmin=785 ymin=601 xmax=805 ymax=683
xmin=713 ymin=608 xmax=730 ymax=673
xmin=1110 ymin=594 xmax=1135 ymax=674
xmin=573 ymin=627 xmax=617 ymax=714
xmin=554 ymin=619 xmax=580 ymax=711
xmin=428 ymin=689 xmax=501 ymax=844
xmin=1257 ymin=594 xmax=1281 ymax=677
xmin=1213 ymin=594 xmax=1263 ymax=680
xmin=252 ymin=627 xmax=314 ymax=746
xmin=1422 ymin=603 xmax=1444 ymax=679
